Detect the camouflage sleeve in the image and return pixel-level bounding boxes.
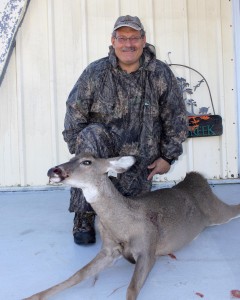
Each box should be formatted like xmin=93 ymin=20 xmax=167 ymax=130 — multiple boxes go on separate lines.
xmin=159 ymin=67 xmax=188 ymax=161
xmin=62 ymin=67 xmax=93 ymax=154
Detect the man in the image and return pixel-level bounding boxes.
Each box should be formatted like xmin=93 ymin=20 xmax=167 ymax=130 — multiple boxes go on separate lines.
xmin=62 ymin=15 xmax=188 ymax=245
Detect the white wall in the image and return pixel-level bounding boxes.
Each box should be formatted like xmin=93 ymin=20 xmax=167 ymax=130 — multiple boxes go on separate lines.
xmin=0 ymin=0 xmax=238 ymax=186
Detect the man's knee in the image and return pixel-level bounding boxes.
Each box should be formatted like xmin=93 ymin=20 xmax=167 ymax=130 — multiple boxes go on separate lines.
xmin=80 ymin=123 xmax=108 ymax=134
xmin=75 ymin=123 xmax=116 ymax=157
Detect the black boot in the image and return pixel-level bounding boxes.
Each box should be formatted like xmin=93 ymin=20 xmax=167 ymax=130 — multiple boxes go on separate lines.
xmin=73 ymin=212 xmax=96 ymax=245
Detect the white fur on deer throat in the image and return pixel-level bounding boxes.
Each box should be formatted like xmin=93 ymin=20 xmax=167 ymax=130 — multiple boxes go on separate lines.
xmin=82 ymin=184 xmax=99 ymax=203
xmin=66 ymin=178 xmax=98 ymax=203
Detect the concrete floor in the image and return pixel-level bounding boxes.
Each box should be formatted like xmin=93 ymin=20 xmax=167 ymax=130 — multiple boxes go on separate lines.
xmin=1 ymin=183 xmax=240 ymax=300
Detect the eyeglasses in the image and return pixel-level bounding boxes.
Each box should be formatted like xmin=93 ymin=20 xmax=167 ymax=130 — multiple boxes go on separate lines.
xmin=115 ymin=36 xmax=143 ymax=44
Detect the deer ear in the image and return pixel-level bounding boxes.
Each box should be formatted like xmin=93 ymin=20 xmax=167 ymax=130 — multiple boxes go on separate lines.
xmin=108 ymin=156 xmax=136 ymax=174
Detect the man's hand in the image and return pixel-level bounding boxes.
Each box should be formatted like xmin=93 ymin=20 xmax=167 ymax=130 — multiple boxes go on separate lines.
xmin=147 ymin=158 xmax=171 ymax=181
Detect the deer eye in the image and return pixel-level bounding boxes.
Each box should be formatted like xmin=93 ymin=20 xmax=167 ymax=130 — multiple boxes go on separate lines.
xmin=81 ymin=160 xmax=92 ymax=165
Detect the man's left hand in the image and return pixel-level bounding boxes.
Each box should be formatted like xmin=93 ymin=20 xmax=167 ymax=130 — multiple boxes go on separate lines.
xmin=147 ymin=158 xmax=171 ymax=181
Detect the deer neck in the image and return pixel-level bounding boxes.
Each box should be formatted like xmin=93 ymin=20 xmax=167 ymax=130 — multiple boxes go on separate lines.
xmin=82 ymin=176 xmax=129 ymax=215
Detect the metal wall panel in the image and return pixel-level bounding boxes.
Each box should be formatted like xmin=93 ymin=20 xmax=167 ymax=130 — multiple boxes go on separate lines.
xmin=0 ymin=50 xmax=21 ymax=186
xmin=0 ymin=0 xmax=238 ymax=186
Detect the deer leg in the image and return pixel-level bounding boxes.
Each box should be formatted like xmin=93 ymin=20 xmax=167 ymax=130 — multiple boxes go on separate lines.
xmin=24 ymin=247 xmax=121 ymax=300
xmin=126 ymin=253 xmax=156 ymax=300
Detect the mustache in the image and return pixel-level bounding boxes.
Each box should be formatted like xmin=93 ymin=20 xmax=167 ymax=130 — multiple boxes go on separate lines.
xmin=122 ymin=47 xmax=136 ymax=52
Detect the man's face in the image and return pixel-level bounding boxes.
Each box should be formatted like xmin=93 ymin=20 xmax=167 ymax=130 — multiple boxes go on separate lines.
xmin=111 ymin=27 xmax=146 ymax=72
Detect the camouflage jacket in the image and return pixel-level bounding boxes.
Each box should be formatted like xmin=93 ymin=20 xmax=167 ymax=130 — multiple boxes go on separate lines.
xmin=63 ymin=43 xmax=188 ymax=165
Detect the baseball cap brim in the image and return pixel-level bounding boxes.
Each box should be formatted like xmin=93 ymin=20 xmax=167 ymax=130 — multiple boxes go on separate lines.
xmin=113 ymin=23 xmax=142 ymax=31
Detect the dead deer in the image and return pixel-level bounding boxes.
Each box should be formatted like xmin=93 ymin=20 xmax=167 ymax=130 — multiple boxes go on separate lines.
xmin=24 ymin=153 xmax=240 ymax=300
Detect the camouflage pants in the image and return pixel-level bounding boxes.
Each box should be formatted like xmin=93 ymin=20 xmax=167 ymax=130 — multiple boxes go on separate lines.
xmin=69 ymin=124 xmax=152 ymax=213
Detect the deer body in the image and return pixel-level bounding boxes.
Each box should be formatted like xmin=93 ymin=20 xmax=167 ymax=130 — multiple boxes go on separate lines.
xmin=24 ymin=154 xmax=240 ymax=300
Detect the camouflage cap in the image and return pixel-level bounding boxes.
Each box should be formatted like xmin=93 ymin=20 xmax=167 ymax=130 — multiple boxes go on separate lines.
xmin=113 ymin=15 xmax=144 ymax=31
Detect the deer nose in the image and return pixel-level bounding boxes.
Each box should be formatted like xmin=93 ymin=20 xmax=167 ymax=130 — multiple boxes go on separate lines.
xmin=53 ymin=167 xmax=63 ymax=176
xmin=47 ymin=167 xmax=63 ymax=178
xmin=47 ymin=166 xmax=70 ymax=180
